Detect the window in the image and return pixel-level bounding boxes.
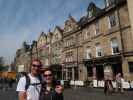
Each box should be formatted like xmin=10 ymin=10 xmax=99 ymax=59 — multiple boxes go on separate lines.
xmin=88 ymin=7 xmax=95 ymax=18
xmin=108 ymin=13 xmax=117 ymax=28
xmin=65 ymin=51 xmax=73 ymax=62
xmin=96 ymin=43 xmax=102 ymax=57
xmin=85 ymin=31 xmax=89 ymax=39
xmin=65 ymin=40 xmax=70 ymax=47
xmin=65 ymin=52 xmax=68 ymax=62
xmin=68 ymin=68 xmax=72 ymax=80
xmin=129 ymin=62 xmax=133 ymax=73
xmin=45 ymin=59 xmax=49 ymax=66
xmin=55 ymin=34 xmax=59 ymax=40
xmin=86 ymin=48 xmax=92 ymax=59
xmin=69 ymin=51 xmax=73 ymax=62
xmin=89 ymin=11 xmax=93 ymax=18
xmin=87 ymin=66 xmax=93 ymax=77
xmin=111 ymin=38 xmax=119 ymax=54
xmin=77 ymin=33 xmax=82 ymax=44
xmin=106 ymin=0 xmax=115 ymax=7
xmin=74 ymin=67 xmax=79 ymax=80
xmin=95 ymin=20 xmax=100 ymax=35
xmin=84 ymin=30 xmax=90 ymax=40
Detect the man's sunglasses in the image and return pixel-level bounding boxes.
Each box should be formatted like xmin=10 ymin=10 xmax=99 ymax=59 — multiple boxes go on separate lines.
xmin=44 ymin=74 xmax=52 ymax=77
xmin=32 ymin=64 xmax=41 ymax=68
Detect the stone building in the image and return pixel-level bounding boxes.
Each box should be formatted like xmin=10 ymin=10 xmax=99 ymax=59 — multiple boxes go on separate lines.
xmin=62 ymin=15 xmax=83 ymax=80
xmin=14 ymin=0 xmax=133 ymax=82
xmin=31 ymin=40 xmax=38 ymax=60
xmin=82 ymin=0 xmax=133 ymax=81
xmin=50 ymin=26 xmax=63 ymax=79
xmin=127 ymin=0 xmax=133 ymax=49
xmin=37 ymin=32 xmax=50 ymax=68
xmin=51 ymin=26 xmax=63 ymax=65
xmin=15 ymin=42 xmax=31 ymax=72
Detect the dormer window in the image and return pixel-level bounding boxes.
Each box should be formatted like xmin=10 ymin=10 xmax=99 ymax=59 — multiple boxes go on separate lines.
xmin=108 ymin=13 xmax=117 ymax=28
xmin=89 ymin=10 xmax=93 ymax=18
xmin=55 ymin=34 xmax=58 ymax=40
xmin=87 ymin=2 xmax=96 ymax=18
xmin=95 ymin=20 xmax=100 ymax=35
xmin=84 ymin=29 xmax=90 ymax=40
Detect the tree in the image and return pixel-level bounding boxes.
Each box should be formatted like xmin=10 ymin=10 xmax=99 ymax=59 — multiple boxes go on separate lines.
xmin=0 ymin=56 xmax=5 ymax=71
xmin=0 ymin=56 xmax=4 ymax=66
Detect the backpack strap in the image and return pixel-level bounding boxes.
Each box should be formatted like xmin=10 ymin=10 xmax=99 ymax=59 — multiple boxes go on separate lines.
xmin=25 ymin=74 xmax=31 ymax=90
xmin=25 ymin=74 xmax=42 ymax=91
xmin=38 ymin=74 xmax=42 ymax=83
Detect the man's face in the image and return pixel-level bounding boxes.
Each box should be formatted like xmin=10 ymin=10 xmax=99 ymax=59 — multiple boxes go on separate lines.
xmin=43 ymin=70 xmax=53 ymax=84
xmin=31 ymin=61 xmax=41 ymax=76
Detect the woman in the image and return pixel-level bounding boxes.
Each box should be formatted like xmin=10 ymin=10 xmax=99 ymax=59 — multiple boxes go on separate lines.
xmin=39 ymin=68 xmax=64 ymax=100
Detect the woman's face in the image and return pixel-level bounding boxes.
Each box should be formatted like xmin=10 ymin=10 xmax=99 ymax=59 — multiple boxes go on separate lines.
xmin=43 ymin=70 xmax=53 ymax=84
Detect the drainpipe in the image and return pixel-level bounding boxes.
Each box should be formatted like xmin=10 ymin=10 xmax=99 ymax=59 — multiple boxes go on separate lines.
xmin=116 ymin=1 xmax=125 ymax=56
xmin=116 ymin=1 xmax=125 ymax=76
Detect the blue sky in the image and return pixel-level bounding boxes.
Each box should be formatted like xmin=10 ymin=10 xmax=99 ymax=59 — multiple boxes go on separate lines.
xmin=0 ymin=0 xmax=104 ymax=64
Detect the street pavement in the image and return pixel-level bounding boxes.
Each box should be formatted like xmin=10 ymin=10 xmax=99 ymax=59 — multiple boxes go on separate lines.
xmin=64 ymin=87 xmax=133 ymax=100
xmin=0 ymin=84 xmax=133 ymax=100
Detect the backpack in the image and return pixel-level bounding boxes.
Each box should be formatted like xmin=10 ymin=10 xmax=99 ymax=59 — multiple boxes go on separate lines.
xmin=24 ymin=74 xmax=42 ymax=90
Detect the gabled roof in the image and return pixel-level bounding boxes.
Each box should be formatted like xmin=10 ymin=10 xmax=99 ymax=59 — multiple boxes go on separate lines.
xmin=47 ymin=30 xmax=53 ymax=37
xmin=52 ymin=26 xmax=63 ymax=42
xmin=63 ymin=14 xmax=79 ymax=33
xmin=68 ymin=14 xmax=77 ymax=23
xmin=37 ymin=32 xmax=47 ymax=43
xmin=55 ymin=26 xmax=63 ymax=33
xmin=78 ymin=2 xmax=103 ymax=27
xmin=64 ymin=14 xmax=77 ymax=26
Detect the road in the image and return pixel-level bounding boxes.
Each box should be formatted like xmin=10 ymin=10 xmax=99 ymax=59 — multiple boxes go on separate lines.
xmin=0 ymin=85 xmax=133 ymax=100
xmin=64 ymin=87 xmax=133 ymax=100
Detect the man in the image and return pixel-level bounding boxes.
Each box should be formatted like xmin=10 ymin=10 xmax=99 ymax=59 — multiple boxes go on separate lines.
xmin=16 ymin=59 xmax=42 ymax=100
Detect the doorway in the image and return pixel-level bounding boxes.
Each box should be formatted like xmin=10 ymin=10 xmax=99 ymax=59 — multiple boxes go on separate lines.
xmin=112 ymin=63 xmax=123 ymax=77
xmin=96 ymin=65 xmax=104 ymax=80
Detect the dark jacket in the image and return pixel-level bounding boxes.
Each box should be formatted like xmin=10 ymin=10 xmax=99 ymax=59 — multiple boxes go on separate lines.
xmin=39 ymin=82 xmax=64 ymax=100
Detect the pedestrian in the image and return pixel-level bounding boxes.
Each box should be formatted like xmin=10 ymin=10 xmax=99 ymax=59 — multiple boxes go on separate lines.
xmin=0 ymin=77 xmax=2 ymax=89
xmin=39 ymin=67 xmax=64 ymax=100
xmin=8 ymin=78 xmax=14 ymax=88
xmin=115 ymin=73 xmax=124 ymax=93
xmin=16 ymin=59 xmax=42 ymax=100
xmin=104 ymin=75 xmax=113 ymax=95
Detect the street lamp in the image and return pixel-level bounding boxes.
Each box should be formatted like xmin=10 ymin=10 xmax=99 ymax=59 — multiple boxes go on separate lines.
xmin=32 ymin=40 xmax=38 ymax=59
xmin=30 ymin=43 xmax=33 ymax=66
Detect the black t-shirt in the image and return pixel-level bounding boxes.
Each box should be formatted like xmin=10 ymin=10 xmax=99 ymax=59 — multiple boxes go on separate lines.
xmin=39 ymin=82 xmax=63 ymax=100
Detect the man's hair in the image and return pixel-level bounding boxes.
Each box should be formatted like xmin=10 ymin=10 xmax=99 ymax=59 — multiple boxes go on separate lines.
xmin=32 ymin=59 xmax=42 ymax=66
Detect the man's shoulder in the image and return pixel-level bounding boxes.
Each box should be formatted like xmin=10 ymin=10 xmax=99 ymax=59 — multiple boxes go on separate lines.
xmin=18 ymin=73 xmax=31 ymax=82
xmin=18 ymin=76 xmax=26 ymax=83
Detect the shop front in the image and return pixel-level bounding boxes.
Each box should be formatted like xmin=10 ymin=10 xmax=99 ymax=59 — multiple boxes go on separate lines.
xmin=83 ymin=54 xmax=122 ymax=81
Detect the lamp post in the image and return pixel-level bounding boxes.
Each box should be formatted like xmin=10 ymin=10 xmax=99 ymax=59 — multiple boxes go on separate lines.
xmin=35 ymin=41 xmax=38 ymax=59
xmin=32 ymin=40 xmax=38 ymax=59
xmin=30 ymin=43 xmax=33 ymax=66
xmin=61 ymin=64 xmax=64 ymax=80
